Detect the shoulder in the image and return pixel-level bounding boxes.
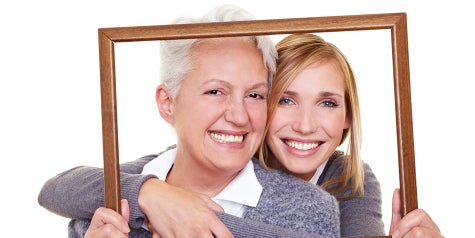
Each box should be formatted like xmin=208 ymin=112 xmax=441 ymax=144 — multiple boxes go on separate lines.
xmin=320 ymin=152 xmax=380 ymax=189
xmin=320 ymin=151 xmax=379 ymax=182
xmin=319 ymin=151 xmax=381 ymax=196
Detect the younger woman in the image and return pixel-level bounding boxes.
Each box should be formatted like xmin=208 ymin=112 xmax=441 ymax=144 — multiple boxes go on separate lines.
xmin=261 ymin=33 xmax=440 ymax=237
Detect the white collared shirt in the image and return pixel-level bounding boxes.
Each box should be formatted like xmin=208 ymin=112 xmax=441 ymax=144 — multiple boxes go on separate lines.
xmin=309 ymin=159 xmax=328 ymax=185
xmin=141 ymin=148 xmax=263 ymax=217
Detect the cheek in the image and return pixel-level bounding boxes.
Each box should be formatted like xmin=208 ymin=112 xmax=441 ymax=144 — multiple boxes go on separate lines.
xmin=249 ymin=104 xmax=268 ymax=130
xmin=267 ymin=109 xmax=289 ymax=134
xmin=324 ymin=113 xmax=348 ymax=137
xmin=176 ymin=100 xmax=221 ymax=130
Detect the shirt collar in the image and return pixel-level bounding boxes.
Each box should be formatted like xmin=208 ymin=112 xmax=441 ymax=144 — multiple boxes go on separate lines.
xmin=213 ymin=159 xmax=262 ymax=207
xmin=141 ymin=148 xmax=262 ymax=208
xmin=141 ymin=149 xmax=176 ymax=180
xmin=309 ymin=159 xmax=328 ymax=184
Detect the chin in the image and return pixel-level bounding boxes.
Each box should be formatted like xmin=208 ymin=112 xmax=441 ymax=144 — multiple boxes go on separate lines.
xmin=286 ymin=161 xmax=316 ymax=174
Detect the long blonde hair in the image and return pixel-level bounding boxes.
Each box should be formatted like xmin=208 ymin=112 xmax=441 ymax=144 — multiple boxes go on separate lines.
xmin=258 ymin=33 xmax=364 ymax=199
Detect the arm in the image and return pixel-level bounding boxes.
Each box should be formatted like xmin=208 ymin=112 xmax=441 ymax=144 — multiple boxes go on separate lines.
xmin=38 ymin=154 xmax=307 ymax=237
xmin=137 ymin=169 xmax=332 ymax=238
xmin=38 ymin=155 xmax=156 ymax=229
xmin=38 ymin=153 xmax=229 ymax=236
xmin=39 ymin=153 xmax=331 ymax=237
xmin=47 ymin=161 xmax=330 ymax=237
xmin=216 ymin=213 xmax=330 ymax=238
xmin=38 ymin=153 xmax=228 ymax=236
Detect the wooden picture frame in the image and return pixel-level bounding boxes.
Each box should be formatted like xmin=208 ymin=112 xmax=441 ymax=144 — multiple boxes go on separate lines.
xmin=98 ymin=12 xmax=417 ymax=236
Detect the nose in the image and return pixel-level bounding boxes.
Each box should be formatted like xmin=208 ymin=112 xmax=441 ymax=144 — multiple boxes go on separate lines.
xmin=291 ymin=106 xmax=317 ymax=134
xmin=224 ymin=97 xmax=249 ymax=126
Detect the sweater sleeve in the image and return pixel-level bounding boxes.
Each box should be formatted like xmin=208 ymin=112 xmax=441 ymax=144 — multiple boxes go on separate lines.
xmin=38 ymin=155 xmax=157 ymax=229
xmin=319 ymin=154 xmax=386 ymax=237
xmin=216 ymin=212 xmax=330 ymax=238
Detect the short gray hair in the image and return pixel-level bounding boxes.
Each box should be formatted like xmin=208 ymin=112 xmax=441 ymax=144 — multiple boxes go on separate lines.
xmin=160 ymin=4 xmax=277 ymax=98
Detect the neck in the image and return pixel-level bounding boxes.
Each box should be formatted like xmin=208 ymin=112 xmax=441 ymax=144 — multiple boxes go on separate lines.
xmin=166 ymin=152 xmax=240 ymax=197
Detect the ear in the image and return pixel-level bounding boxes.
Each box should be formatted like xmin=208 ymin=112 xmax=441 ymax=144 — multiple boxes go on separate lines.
xmin=156 ymin=84 xmax=175 ymax=125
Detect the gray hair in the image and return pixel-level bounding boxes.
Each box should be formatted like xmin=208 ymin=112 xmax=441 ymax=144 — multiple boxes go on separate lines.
xmin=160 ymin=4 xmax=277 ymax=98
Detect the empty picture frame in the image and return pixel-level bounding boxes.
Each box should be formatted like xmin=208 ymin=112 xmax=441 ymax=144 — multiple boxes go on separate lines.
xmin=98 ymin=12 xmax=417 ymax=225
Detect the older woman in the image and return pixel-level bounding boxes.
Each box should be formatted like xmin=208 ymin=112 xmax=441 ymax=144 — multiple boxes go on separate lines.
xmin=38 ymin=5 xmax=340 ymax=238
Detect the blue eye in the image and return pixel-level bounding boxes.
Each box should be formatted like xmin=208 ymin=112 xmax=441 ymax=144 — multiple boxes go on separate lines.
xmin=321 ymin=100 xmax=337 ymax=108
xmin=278 ymin=97 xmax=294 ymax=105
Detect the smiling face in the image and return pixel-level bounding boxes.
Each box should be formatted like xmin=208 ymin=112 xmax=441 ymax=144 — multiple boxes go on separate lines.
xmin=266 ymin=59 xmax=350 ymax=181
xmin=157 ymin=38 xmax=268 ymax=179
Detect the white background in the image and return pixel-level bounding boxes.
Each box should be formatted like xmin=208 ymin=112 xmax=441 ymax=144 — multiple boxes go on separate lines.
xmin=1 ymin=1 xmax=473 ymax=237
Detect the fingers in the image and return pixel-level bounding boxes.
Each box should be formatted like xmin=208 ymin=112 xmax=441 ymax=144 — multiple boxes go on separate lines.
xmin=85 ymin=204 xmax=131 ymax=238
xmin=148 ymin=219 xmax=221 ymax=238
xmin=394 ymin=226 xmax=443 ymax=238
xmin=202 ymin=194 xmax=225 ymax=213
xmin=199 ymin=195 xmax=231 ymax=237
xmin=85 ymin=223 xmax=129 ymax=238
xmin=90 ymin=206 xmax=130 ymax=233
xmin=150 ymin=215 xmax=231 ymax=238
xmin=209 ymin=218 xmax=234 ymax=238
xmin=392 ymin=209 xmax=442 ymax=238
xmin=390 ymin=188 xmax=442 ymax=238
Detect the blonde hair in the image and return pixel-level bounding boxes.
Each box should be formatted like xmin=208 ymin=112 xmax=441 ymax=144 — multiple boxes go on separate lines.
xmin=258 ymin=33 xmax=364 ymax=199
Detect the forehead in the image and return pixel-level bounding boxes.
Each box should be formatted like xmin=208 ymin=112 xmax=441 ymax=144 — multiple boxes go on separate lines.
xmin=190 ymin=38 xmax=266 ymax=73
xmin=179 ymin=37 xmax=268 ymax=87
xmin=290 ymin=60 xmax=345 ymax=91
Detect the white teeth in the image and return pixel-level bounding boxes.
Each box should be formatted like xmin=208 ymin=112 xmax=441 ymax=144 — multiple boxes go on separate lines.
xmin=285 ymin=141 xmax=319 ymax=150
xmin=209 ymin=132 xmax=243 ymax=143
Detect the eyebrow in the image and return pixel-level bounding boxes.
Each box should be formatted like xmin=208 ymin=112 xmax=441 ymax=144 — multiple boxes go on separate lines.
xmin=283 ymin=89 xmax=344 ymax=99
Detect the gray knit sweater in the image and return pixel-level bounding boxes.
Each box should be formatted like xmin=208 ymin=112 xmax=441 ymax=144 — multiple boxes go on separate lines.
xmin=39 ymin=156 xmax=340 ymax=238
xmin=318 ymin=151 xmax=385 ymax=236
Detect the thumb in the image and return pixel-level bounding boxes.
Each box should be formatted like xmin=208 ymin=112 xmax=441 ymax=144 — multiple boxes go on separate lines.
xmin=121 ymin=199 xmax=130 ymax=221
xmin=121 ymin=199 xmax=131 ymax=233
xmin=389 ymin=188 xmax=402 ymax=235
xmin=205 ymin=198 xmax=225 ymax=213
